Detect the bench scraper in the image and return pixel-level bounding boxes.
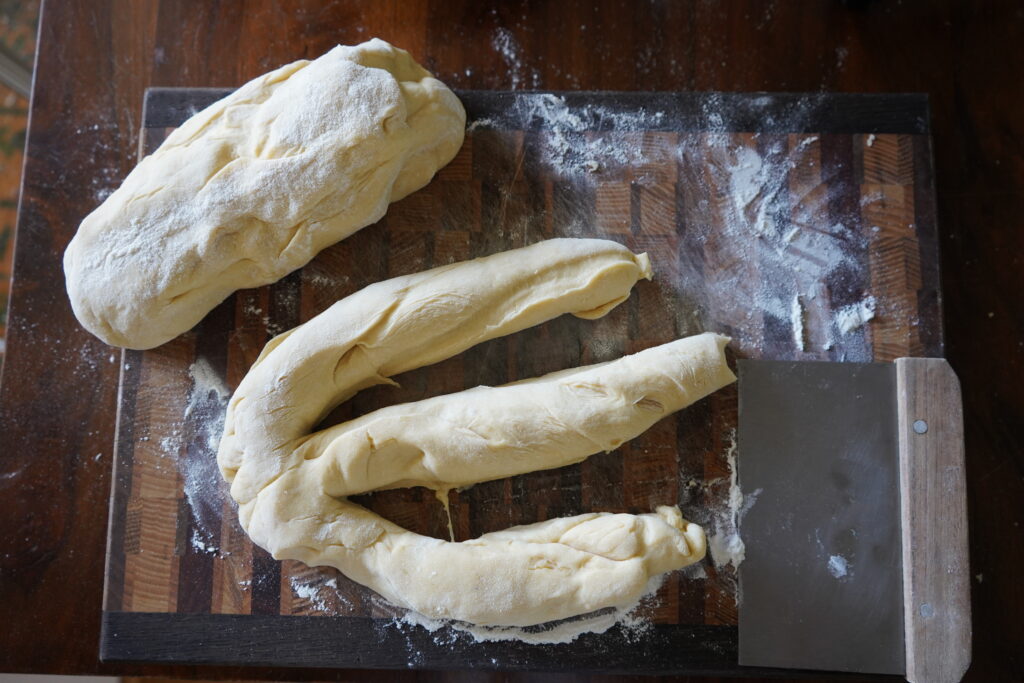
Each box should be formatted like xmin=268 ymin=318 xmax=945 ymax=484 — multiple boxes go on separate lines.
xmin=737 ymin=358 xmax=971 ymax=682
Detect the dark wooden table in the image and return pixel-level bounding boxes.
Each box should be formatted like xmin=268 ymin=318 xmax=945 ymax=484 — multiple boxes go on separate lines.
xmin=0 ymin=1 xmax=1020 ymax=681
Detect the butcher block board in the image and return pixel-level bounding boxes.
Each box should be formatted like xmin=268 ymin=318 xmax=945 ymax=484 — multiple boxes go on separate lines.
xmin=101 ymin=89 xmax=941 ymax=674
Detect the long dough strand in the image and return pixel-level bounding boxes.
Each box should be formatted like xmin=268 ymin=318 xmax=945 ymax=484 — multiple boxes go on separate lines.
xmin=219 ymin=238 xmax=653 ymax=503
xmin=243 ymin=334 xmax=733 ymax=626
xmin=218 ymin=238 xmax=735 ymax=626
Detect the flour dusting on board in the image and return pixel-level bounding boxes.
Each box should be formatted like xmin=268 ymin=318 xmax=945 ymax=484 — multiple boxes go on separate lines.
xmin=154 ymin=356 xmax=231 ymax=555
xmin=835 ymin=295 xmax=877 ymax=335
xmin=677 ymin=120 xmax=873 ymax=357
xmin=182 ymin=358 xmax=230 ymax=553
xmin=467 ymin=93 xmax=908 ymax=360
xmin=187 ymin=357 xmax=229 ymax=402
xmin=471 ymin=93 xmax=668 ymax=178
xmin=289 ymin=574 xmax=351 ymax=612
xmin=526 ymin=94 xmax=667 ymax=175
xmin=707 ymin=430 xmax=758 ymax=571
xmin=791 ymin=295 xmax=806 ymax=351
xmin=828 ymin=554 xmax=851 ymax=580
xmin=385 ymin=575 xmax=663 ymax=648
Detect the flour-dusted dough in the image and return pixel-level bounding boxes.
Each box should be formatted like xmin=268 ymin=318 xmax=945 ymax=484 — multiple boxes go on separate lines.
xmin=64 ymin=39 xmax=465 ymax=349
xmin=243 ymin=334 xmax=733 ymax=626
xmin=218 ymin=238 xmax=736 ymax=627
xmin=219 ymin=238 xmax=653 ymax=504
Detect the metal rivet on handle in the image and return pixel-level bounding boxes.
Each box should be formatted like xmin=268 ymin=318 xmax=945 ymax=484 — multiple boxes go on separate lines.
xmin=913 ymin=419 xmax=928 ymax=434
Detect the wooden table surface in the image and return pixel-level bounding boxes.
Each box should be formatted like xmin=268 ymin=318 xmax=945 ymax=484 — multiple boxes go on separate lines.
xmin=0 ymin=1 xmax=1019 ymax=681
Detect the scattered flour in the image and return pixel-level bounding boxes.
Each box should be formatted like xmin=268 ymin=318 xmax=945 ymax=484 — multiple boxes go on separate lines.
xmin=827 ymin=554 xmax=850 ymax=580
xmin=304 ymin=271 xmax=348 ymax=289
xmin=190 ymin=528 xmax=218 ymax=555
xmin=470 ymin=93 xmax=666 ymax=177
xmin=187 ymin=357 xmax=229 ymax=403
xmin=834 ymin=295 xmax=877 ymax=335
xmin=466 ymin=117 xmax=495 ymax=133
xmin=172 ymin=356 xmax=232 ymax=554
xmin=680 ymin=562 xmax=708 ymax=580
xmin=465 ymin=92 xmax=894 ymax=359
xmin=707 ymin=429 xmax=755 ymax=571
xmin=290 ymin=576 xmax=325 ymax=608
xmin=289 ymin=574 xmax=349 ymax=612
xmin=389 ymin=575 xmax=664 ymax=646
xmin=675 ymin=105 xmax=874 ymax=357
xmin=791 ymin=295 xmax=805 ymax=352
xmin=491 ymin=27 xmax=539 ymax=89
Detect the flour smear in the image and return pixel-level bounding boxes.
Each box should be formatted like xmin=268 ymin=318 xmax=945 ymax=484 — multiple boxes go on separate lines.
xmin=468 ymin=92 xmax=906 ymax=360
xmin=707 ymin=430 xmax=757 ymax=571
xmin=156 ymin=356 xmax=232 ymax=555
xmin=289 ymin=573 xmax=352 ymax=612
xmin=385 ymin=575 xmax=663 ymax=648
xmin=471 ymin=92 xmax=668 ymax=178
xmin=677 ymin=118 xmax=872 ymax=358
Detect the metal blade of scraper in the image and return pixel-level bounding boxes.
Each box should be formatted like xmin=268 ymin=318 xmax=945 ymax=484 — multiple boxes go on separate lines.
xmin=736 ymin=360 xmax=904 ymax=675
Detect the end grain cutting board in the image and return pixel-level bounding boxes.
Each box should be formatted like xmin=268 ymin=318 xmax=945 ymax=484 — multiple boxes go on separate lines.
xmin=101 ymin=89 xmax=941 ymax=674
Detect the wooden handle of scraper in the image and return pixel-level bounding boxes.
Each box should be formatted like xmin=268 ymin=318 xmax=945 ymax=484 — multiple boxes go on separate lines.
xmin=895 ymin=358 xmax=972 ymax=683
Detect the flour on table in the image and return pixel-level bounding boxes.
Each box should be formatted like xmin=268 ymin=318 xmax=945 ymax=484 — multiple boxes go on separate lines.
xmin=791 ymin=295 xmax=805 ymax=352
xmin=707 ymin=429 xmax=756 ymax=572
xmin=190 ymin=528 xmax=217 ymax=555
xmin=827 ymin=554 xmax=851 ymax=580
xmin=388 ymin=575 xmax=664 ymax=647
xmin=469 ymin=92 xmax=667 ymax=177
xmin=187 ymin=357 xmax=229 ymax=404
xmin=289 ymin=574 xmax=350 ymax=612
xmin=679 ymin=129 xmax=864 ymax=356
xmin=834 ymin=295 xmax=877 ymax=335
xmin=491 ymin=27 xmax=539 ymax=90
xmin=157 ymin=356 xmax=232 ymax=555
xmin=465 ymin=92 xmax=901 ymax=361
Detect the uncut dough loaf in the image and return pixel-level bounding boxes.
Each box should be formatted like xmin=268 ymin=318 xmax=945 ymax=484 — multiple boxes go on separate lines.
xmin=63 ymin=38 xmax=465 ymax=349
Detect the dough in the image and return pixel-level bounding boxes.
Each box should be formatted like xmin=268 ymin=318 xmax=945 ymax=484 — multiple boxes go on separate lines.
xmin=219 ymin=238 xmax=654 ymax=504
xmin=64 ymin=39 xmax=465 ymax=349
xmin=218 ymin=239 xmax=736 ymax=626
xmin=243 ymin=333 xmax=733 ymax=626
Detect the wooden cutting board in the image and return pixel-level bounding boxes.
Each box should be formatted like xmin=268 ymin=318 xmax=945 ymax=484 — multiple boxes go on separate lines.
xmin=101 ymin=88 xmax=941 ymax=674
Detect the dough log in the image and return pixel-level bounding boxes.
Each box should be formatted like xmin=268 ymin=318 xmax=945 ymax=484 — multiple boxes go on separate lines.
xmin=64 ymin=39 xmax=465 ymax=349
xmin=244 ymin=334 xmax=734 ymax=626
xmin=219 ymin=238 xmax=654 ymax=504
xmin=218 ymin=238 xmax=736 ymax=626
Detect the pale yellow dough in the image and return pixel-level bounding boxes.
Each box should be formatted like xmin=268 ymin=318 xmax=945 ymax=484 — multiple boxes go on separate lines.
xmin=64 ymin=39 xmax=465 ymax=349
xmin=218 ymin=238 xmax=736 ymax=626
xmin=219 ymin=238 xmax=654 ymax=504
